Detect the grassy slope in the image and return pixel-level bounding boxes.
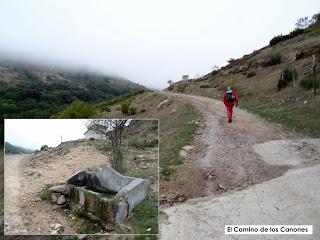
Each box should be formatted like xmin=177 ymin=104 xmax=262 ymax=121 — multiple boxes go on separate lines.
xmin=168 ymin=24 xmax=320 ymax=136
xmin=98 ymin=91 xmax=202 ymax=176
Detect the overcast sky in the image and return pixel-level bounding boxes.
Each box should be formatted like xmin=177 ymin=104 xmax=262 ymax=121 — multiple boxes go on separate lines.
xmin=0 ymin=0 xmax=319 ymax=89
xmin=5 ymin=119 xmax=87 ymax=150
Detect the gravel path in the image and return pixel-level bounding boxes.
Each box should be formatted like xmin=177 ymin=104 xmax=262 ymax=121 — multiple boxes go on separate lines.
xmin=4 ymin=154 xmax=29 ymax=234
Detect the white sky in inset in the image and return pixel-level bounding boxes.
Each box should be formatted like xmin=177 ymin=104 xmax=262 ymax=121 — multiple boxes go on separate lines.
xmin=0 ymin=0 xmax=319 ymax=89
xmin=5 ymin=119 xmax=87 ymax=150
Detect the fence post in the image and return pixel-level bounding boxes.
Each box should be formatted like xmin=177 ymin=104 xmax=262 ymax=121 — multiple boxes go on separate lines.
xmin=312 ymin=54 xmax=316 ymax=97
xmin=293 ymin=69 xmax=296 ymax=92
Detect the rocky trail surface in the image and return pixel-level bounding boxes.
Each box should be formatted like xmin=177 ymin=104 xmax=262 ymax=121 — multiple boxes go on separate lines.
xmin=160 ymin=93 xmax=320 ymax=240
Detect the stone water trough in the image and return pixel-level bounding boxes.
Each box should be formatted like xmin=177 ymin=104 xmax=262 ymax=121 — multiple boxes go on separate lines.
xmin=49 ymin=167 xmax=149 ymax=225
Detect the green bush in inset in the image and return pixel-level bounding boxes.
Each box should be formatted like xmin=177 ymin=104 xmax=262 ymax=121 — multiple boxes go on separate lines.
xmin=161 ymin=164 xmax=170 ymax=177
xmin=121 ymin=101 xmax=130 ymax=114
xmin=129 ymin=106 xmax=137 ymax=115
xmin=38 ymin=184 xmax=54 ymax=201
xmin=173 ymin=156 xmax=183 ymax=165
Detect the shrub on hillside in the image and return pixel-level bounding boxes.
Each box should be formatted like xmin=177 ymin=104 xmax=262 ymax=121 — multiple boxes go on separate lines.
xmin=248 ymin=61 xmax=258 ymax=69
xmin=40 ymin=145 xmax=48 ymax=151
xmin=211 ymin=69 xmax=219 ymax=76
xmin=121 ymin=101 xmax=130 ymax=114
xmin=97 ymin=90 xmax=146 ymax=112
xmin=263 ymin=52 xmax=282 ymax=67
xmin=269 ymin=28 xmax=305 ymax=46
xmin=161 ymin=164 xmax=171 ymax=178
xmin=128 ymin=138 xmax=157 ymax=149
xmin=246 ymin=70 xmax=256 ymax=78
xmin=278 ymin=68 xmax=297 ymax=90
xmin=295 ymin=51 xmax=306 ymax=60
xmin=299 ymin=77 xmax=319 ymax=90
xmin=129 ymin=106 xmax=137 ymax=115
xmin=176 ymin=85 xmax=187 ymax=93
xmin=54 ymin=100 xmax=97 ymax=118
xmin=97 ymin=102 xmax=111 ymax=112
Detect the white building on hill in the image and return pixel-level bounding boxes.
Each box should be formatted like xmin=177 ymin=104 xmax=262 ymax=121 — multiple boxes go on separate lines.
xmin=84 ymin=127 xmax=107 ymax=140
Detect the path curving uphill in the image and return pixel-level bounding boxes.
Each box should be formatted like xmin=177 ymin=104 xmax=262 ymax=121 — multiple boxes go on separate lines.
xmin=160 ymin=92 xmax=320 ymax=240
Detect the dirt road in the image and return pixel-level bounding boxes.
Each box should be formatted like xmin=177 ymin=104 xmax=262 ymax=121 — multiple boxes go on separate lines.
xmin=4 ymin=154 xmax=29 ymax=234
xmin=160 ymin=93 xmax=320 ymax=239
xmin=4 ymin=142 xmax=110 ymax=234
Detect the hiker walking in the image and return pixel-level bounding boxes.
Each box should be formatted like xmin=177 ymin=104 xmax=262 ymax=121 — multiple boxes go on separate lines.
xmin=223 ymin=86 xmax=238 ymax=123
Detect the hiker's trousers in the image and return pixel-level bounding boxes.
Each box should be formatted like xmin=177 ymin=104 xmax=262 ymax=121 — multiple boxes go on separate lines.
xmin=226 ymin=105 xmax=233 ymax=121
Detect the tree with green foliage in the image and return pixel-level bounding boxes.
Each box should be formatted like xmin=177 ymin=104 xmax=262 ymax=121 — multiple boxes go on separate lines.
xmin=40 ymin=145 xmax=49 ymax=151
xmin=54 ymin=100 xmax=97 ymax=119
xmin=311 ymin=13 xmax=320 ymax=24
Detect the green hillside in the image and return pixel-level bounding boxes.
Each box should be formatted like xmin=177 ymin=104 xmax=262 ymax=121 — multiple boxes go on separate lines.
xmin=0 ymin=61 xmax=147 ymax=146
xmin=0 ymin=61 xmax=146 ymax=119
xmin=5 ymin=142 xmax=34 ymax=154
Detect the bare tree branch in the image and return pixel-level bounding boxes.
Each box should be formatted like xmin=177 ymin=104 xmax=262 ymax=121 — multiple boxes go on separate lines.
xmin=86 ymin=119 xmax=128 ymax=173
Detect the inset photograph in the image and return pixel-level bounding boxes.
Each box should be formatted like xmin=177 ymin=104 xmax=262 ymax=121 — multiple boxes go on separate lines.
xmin=4 ymin=119 xmax=159 ymax=235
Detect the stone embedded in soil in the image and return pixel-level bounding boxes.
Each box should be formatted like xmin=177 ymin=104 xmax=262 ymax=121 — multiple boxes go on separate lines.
xmin=157 ymin=98 xmax=169 ymax=109
xmin=57 ymin=195 xmax=66 ymax=205
xmin=49 ymin=185 xmax=68 ymax=194
xmin=174 ymin=193 xmax=186 ymax=202
xmin=51 ymin=193 xmax=60 ymax=203
xmin=51 ymin=230 xmax=59 ymax=235
xmin=179 ymin=150 xmax=187 ymax=157
xmin=50 ymin=223 xmax=63 ymax=233
xmin=51 ymin=205 xmax=63 ymax=210
xmin=178 ymin=196 xmax=186 ymax=202
xmin=182 ymin=145 xmax=194 ymax=151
